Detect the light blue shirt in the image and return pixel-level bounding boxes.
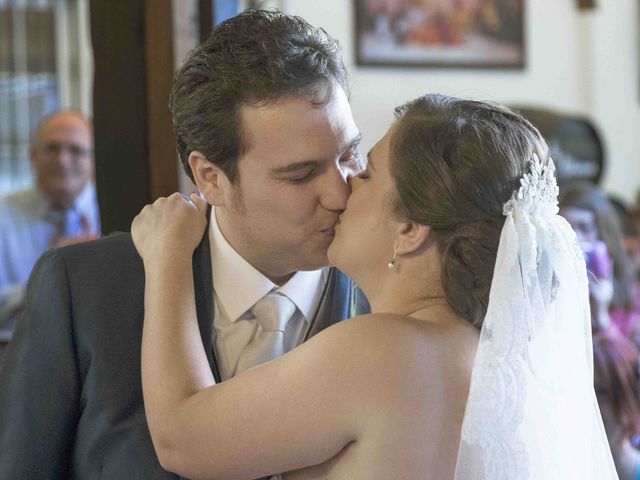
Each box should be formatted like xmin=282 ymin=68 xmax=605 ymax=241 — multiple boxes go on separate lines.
xmin=0 ymin=183 xmax=100 ymax=341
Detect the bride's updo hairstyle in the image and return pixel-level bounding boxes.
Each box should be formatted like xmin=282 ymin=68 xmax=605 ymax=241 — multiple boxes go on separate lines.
xmin=390 ymin=94 xmax=548 ymax=327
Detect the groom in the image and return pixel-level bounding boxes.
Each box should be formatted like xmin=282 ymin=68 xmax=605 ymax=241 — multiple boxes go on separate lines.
xmin=0 ymin=10 xmax=368 ymax=479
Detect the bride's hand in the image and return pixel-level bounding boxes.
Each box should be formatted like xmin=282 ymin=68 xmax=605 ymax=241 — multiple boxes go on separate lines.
xmin=131 ymin=192 xmax=208 ymax=264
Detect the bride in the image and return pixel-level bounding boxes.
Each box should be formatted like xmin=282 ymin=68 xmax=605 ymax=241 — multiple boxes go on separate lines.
xmin=132 ymin=94 xmax=617 ymax=479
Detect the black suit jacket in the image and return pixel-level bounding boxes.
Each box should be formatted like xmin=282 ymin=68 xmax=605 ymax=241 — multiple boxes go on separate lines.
xmin=0 ymin=229 xmax=368 ymax=479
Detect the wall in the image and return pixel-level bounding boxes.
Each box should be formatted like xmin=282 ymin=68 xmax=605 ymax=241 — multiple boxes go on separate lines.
xmin=286 ymin=0 xmax=640 ymax=202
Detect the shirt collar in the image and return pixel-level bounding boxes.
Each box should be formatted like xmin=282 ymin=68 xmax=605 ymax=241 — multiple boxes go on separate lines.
xmin=72 ymin=182 xmax=97 ymax=215
xmin=209 ymin=207 xmax=326 ymax=323
xmin=277 ymin=269 xmax=326 ymax=321
xmin=30 ymin=186 xmax=51 ymax=218
xmin=33 ymin=182 xmax=97 ymax=218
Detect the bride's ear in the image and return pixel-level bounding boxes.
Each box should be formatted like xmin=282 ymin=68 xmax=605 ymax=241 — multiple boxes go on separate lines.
xmin=395 ymin=221 xmax=432 ymax=256
xmin=188 ymin=151 xmax=230 ymax=206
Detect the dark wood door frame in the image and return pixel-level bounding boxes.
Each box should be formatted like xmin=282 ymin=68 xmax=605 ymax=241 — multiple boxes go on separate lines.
xmin=144 ymin=0 xmax=177 ymax=202
xmin=90 ymin=0 xmax=178 ymax=234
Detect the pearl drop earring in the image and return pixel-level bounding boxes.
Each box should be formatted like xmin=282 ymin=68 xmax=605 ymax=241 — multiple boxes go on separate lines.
xmin=388 ymin=242 xmax=399 ymax=269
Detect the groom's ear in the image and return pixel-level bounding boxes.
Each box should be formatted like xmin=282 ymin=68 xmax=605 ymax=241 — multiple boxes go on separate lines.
xmin=395 ymin=221 xmax=432 ymax=256
xmin=188 ymin=151 xmax=231 ymax=207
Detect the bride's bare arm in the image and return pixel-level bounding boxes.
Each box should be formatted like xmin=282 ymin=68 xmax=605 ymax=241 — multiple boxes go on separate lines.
xmin=132 ymin=194 xmax=367 ymax=479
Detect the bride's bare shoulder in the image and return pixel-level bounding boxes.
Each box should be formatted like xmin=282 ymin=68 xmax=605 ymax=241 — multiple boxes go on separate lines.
xmin=328 ymin=312 xmax=477 ymax=348
xmin=318 ymin=313 xmax=477 ymax=381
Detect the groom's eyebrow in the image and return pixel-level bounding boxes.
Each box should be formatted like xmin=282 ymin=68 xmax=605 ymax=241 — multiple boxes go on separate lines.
xmin=271 ymin=133 xmax=364 ymax=175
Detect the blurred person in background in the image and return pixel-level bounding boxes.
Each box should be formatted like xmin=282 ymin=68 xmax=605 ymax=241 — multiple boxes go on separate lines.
xmin=609 ymin=196 xmax=640 ymax=286
xmin=594 ymin=328 xmax=640 ymax=479
xmin=561 ymin=182 xmax=640 ymax=478
xmin=0 ymin=110 xmax=100 ymax=363
xmin=609 ymin=196 xmax=640 ymax=353
xmin=559 ymin=181 xmax=637 ymax=335
xmin=626 ymin=212 xmax=640 ymax=283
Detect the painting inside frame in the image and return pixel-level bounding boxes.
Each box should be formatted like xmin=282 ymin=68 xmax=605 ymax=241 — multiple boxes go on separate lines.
xmin=239 ymin=0 xmax=284 ymax=12
xmin=355 ymin=0 xmax=525 ymax=69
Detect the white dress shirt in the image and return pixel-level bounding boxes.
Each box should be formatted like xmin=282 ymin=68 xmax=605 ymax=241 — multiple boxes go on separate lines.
xmin=209 ymin=208 xmax=328 ymax=380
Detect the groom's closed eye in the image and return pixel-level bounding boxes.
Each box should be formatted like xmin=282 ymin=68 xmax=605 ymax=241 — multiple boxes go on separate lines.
xmin=271 ymin=161 xmax=320 ymax=184
xmin=287 ymin=169 xmax=317 ymax=184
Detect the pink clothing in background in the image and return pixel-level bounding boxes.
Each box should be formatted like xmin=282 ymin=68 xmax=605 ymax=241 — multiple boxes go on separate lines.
xmin=611 ymin=284 xmax=640 ymax=337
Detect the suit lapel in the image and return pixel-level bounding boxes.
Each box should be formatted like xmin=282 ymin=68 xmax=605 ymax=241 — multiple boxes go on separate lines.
xmin=192 ymin=206 xmax=221 ymax=382
xmin=305 ymin=268 xmax=352 ymax=340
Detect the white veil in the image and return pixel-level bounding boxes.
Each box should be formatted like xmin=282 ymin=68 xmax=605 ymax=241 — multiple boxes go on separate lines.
xmin=454 ymin=155 xmax=619 ymax=479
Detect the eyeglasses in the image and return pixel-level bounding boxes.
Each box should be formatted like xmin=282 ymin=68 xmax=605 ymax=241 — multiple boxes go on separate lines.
xmin=39 ymin=142 xmax=92 ymax=158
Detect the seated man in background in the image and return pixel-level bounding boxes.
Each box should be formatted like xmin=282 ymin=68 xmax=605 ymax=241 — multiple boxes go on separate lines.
xmin=0 ymin=110 xmax=100 ymax=362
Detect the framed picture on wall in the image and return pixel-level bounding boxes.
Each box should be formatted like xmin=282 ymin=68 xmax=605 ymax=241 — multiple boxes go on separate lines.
xmin=213 ymin=0 xmax=288 ymax=28
xmin=239 ymin=0 xmax=286 ymax=11
xmin=354 ymin=0 xmax=525 ymax=69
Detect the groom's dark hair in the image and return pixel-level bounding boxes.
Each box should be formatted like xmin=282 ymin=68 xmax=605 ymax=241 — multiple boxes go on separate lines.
xmin=389 ymin=94 xmax=548 ymax=327
xmin=170 ymin=9 xmax=349 ymax=184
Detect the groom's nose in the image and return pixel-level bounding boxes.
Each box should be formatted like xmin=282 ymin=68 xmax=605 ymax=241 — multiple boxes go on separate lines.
xmin=319 ymin=165 xmax=352 ymax=211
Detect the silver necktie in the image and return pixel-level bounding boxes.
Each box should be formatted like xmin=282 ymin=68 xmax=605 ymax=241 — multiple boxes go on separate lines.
xmin=235 ymin=293 xmax=297 ymax=375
